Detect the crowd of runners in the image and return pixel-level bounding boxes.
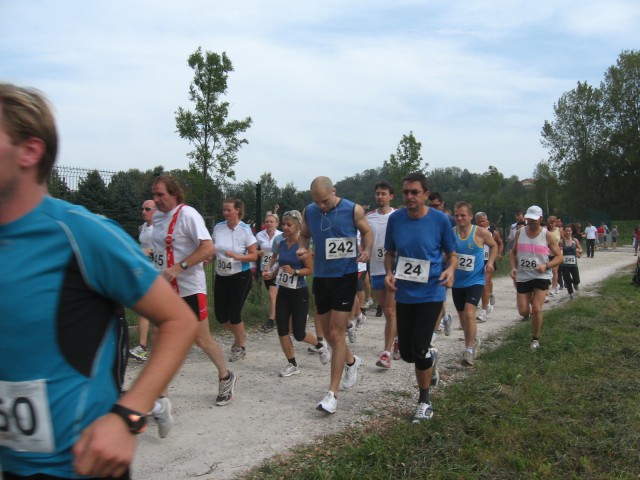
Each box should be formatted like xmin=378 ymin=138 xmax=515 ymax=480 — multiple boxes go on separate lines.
xmin=126 ymin=172 xmax=605 ymax=428
xmin=0 ymin=83 xmax=629 ymax=479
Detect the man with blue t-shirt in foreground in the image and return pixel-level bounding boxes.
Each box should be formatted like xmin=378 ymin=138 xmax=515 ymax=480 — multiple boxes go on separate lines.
xmin=0 ymin=83 xmax=198 ymax=479
xmin=384 ymin=172 xmax=457 ymax=424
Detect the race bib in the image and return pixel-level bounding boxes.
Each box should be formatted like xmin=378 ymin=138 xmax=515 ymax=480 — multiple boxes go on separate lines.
xmin=216 ymin=254 xmax=241 ymax=276
xmin=483 ymin=245 xmax=490 ymax=261
xmin=261 ymin=253 xmax=272 ymax=267
xmin=152 ymin=251 xmax=165 ymax=270
xmin=375 ymin=246 xmax=386 ymax=262
xmin=325 ymin=237 xmax=357 ymax=260
xmin=458 ymin=254 xmax=476 ymax=272
xmin=0 ymin=379 xmax=55 ymax=453
xmin=519 ymin=257 xmax=539 ymax=271
xmin=395 ymin=256 xmax=430 ymax=283
xmin=563 ymin=255 xmax=577 ymax=265
xmin=276 ymin=268 xmax=298 ymax=289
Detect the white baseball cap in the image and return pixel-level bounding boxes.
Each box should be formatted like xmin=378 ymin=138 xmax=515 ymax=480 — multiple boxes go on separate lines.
xmin=524 ymin=205 xmax=543 ymax=220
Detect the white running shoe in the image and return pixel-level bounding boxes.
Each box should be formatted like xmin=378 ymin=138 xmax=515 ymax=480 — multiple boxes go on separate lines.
xmin=318 ymin=341 xmax=331 ymax=365
xmin=376 ymin=351 xmax=391 ymax=369
xmin=339 ymin=355 xmax=362 ymax=390
xmin=216 ymin=371 xmax=236 ymax=406
xmin=280 ymin=362 xmax=300 ymax=377
xmin=363 ymin=297 xmax=374 ymax=309
xmin=486 ymin=304 xmax=494 ymax=319
xmin=530 ymin=339 xmax=540 ymax=350
xmin=476 ymin=309 xmax=487 ymax=323
xmin=346 ymin=321 xmax=357 ymax=343
xmin=442 ymin=313 xmax=452 ymax=336
xmin=316 ymin=391 xmax=337 ymax=414
xmin=430 ymin=348 xmax=439 ymax=388
xmin=472 ymin=337 xmax=481 ymax=359
xmin=392 ymin=337 xmax=401 ymax=360
xmin=129 ymin=345 xmax=148 ymax=361
xmin=230 ymin=346 xmax=246 ymax=362
xmin=355 ymin=313 xmax=367 ymax=330
xmin=412 ymin=402 xmax=434 ymax=423
xmin=153 ymin=397 xmax=173 ymax=438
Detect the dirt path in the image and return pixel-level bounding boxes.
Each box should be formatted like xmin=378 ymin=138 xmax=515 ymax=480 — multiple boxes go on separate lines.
xmin=127 ymin=247 xmax=637 ymax=479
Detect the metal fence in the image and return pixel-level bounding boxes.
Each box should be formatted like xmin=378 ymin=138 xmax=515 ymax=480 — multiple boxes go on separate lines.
xmin=49 ymin=165 xmax=262 ymax=239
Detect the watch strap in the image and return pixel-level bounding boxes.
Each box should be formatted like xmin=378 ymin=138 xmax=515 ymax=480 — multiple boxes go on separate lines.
xmin=110 ymin=404 xmax=147 ymax=434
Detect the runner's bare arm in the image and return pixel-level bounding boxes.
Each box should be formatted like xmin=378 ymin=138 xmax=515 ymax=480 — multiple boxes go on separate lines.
xmin=297 ymin=207 xmax=312 ymax=258
xmin=384 ymin=250 xmax=397 ymax=291
xmin=481 ymin=227 xmax=498 ymax=273
xmin=163 ymin=239 xmax=215 ymax=282
xmin=354 ymin=204 xmax=372 ymax=263
xmin=439 ymin=251 xmax=458 ymax=287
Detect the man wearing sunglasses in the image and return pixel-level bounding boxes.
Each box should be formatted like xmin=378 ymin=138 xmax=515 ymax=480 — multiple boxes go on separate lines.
xmin=384 ymin=172 xmax=457 ymax=423
xmin=129 ymin=200 xmax=157 ymax=361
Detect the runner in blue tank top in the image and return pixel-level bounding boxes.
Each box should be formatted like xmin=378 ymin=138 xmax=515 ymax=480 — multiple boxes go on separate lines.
xmin=297 ymin=176 xmax=372 ymax=415
xmin=451 ymin=202 xmax=497 ymax=367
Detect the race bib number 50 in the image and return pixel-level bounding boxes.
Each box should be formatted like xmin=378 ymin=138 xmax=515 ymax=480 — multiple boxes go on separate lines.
xmin=325 ymin=237 xmax=356 ymax=260
xmin=0 ymin=379 xmax=55 ymax=453
xmin=395 ymin=256 xmax=430 ymax=283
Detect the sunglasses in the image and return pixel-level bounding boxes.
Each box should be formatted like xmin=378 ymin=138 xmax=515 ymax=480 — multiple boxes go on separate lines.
xmin=142 ymin=207 xmax=155 ymax=212
xmin=403 ymin=189 xmax=423 ymax=196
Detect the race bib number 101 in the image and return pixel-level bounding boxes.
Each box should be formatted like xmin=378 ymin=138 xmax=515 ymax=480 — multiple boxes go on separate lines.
xmin=0 ymin=379 xmax=55 ymax=453
xmin=325 ymin=237 xmax=356 ymax=260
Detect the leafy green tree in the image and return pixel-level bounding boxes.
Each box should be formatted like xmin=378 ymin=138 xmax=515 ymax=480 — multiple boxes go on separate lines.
xmin=48 ymin=168 xmax=74 ymax=202
xmin=477 ymin=165 xmax=505 ymax=211
xmin=107 ymin=171 xmax=140 ymax=238
xmin=175 ymin=47 xmax=253 ymax=214
xmin=541 ymin=81 xmax=607 ymax=216
xmin=75 ymin=170 xmax=108 ymax=215
xmin=531 ymin=161 xmax=561 ymax=217
xmin=277 ymin=182 xmax=307 ymax=214
xmin=383 ymin=132 xmax=427 ymax=192
xmin=600 ymin=50 xmax=640 ymax=216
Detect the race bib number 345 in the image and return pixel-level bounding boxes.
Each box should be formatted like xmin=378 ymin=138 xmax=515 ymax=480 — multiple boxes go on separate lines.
xmin=0 ymin=379 xmax=55 ymax=453
xmin=325 ymin=237 xmax=356 ymax=260
xmin=395 ymin=256 xmax=430 ymax=283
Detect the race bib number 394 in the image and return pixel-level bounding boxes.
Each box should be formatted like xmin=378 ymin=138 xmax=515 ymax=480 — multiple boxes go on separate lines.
xmin=0 ymin=379 xmax=55 ymax=453
xmin=325 ymin=237 xmax=356 ymax=260
xmin=395 ymin=256 xmax=430 ymax=283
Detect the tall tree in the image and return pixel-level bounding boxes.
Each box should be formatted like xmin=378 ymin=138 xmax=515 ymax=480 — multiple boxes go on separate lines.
xmin=383 ymin=131 xmax=427 ymax=192
xmin=75 ymin=170 xmax=108 ymax=215
xmin=175 ymin=47 xmax=253 ymax=214
xmin=541 ymin=81 xmax=607 ymax=216
xmin=531 ymin=161 xmax=560 ymax=217
xmin=600 ymin=50 xmax=640 ymax=216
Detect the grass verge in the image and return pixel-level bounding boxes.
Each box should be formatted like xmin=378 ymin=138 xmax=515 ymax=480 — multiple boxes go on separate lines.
xmin=243 ymin=268 xmax=640 ymax=479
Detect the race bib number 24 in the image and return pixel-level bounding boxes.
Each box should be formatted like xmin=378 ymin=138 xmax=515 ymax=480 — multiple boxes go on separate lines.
xmin=395 ymin=256 xmax=430 ymax=283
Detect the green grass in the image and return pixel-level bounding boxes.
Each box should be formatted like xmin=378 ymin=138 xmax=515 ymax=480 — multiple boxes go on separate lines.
xmin=611 ymin=219 xmax=640 ymax=247
xmin=243 ymin=268 xmax=640 ymax=480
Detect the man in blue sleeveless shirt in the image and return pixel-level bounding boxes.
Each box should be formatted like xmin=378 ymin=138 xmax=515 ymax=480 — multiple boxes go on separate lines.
xmin=297 ymin=176 xmax=372 ymax=414
xmin=0 ymin=84 xmax=198 ymax=479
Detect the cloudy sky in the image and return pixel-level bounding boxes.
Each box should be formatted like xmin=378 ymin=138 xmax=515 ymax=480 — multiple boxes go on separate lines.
xmin=3 ymin=1 xmax=639 ymax=189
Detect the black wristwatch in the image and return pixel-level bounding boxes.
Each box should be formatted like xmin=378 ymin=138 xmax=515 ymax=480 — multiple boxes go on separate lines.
xmin=294 ymin=269 xmax=300 ymax=275
xmin=110 ymin=404 xmax=147 ymax=434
